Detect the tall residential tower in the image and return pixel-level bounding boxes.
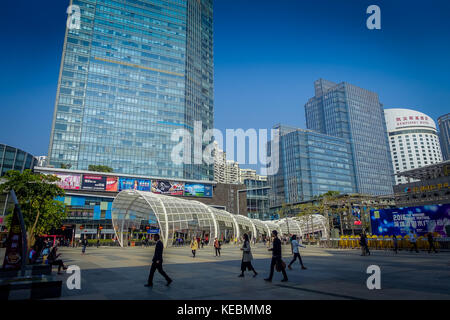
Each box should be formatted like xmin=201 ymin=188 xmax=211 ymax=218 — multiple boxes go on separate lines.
xmin=305 ymin=79 xmax=394 ymax=195
xmin=48 ymin=0 xmax=214 ymax=181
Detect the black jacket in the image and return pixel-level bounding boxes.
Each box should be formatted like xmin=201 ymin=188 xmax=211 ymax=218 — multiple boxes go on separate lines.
xmin=272 ymin=237 xmax=282 ymax=258
xmin=153 ymin=240 xmax=164 ymax=263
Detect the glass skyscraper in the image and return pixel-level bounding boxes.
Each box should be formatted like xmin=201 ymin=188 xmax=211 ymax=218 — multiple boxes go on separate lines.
xmin=268 ymin=125 xmax=357 ymax=207
xmin=48 ymin=0 xmax=214 ymax=181
xmin=305 ymin=79 xmax=394 ymax=195
xmin=438 ymin=113 xmax=450 ymax=161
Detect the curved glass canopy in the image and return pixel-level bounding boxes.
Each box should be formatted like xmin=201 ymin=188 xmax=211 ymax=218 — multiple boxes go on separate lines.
xmin=112 ymin=190 xmax=329 ymax=247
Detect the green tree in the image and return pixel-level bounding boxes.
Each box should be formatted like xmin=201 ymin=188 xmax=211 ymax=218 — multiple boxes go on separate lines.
xmin=0 ymin=170 xmax=67 ymax=251
xmin=60 ymin=163 xmax=72 ymax=169
xmin=88 ymin=165 xmax=114 ymax=173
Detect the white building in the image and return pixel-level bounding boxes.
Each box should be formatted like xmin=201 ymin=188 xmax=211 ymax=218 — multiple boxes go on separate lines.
xmin=239 ymin=168 xmax=267 ymax=183
xmin=213 ymin=142 xmax=241 ymax=184
xmin=384 ymin=108 xmax=443 ymax=185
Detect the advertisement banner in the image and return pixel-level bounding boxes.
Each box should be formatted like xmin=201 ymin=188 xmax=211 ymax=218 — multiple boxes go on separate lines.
xmin=52 ymin=173 xmax=81 ymax=190
xmin=184 ymin=184 xmax=213 ymax=198
xmin=151 ymin=180 xmax=184 ymax=195
xmin=2 ymin=206 xmax=23 ymax=270
xmin=118 ymin=178 xmax=151 ymax=192
xmin=106 ymin=176 xmax=118 ymax=192
xmin=371 ymin=204 xmax=450 ymax=237
xmin=81 ymin=175 xmax=118 ymax=191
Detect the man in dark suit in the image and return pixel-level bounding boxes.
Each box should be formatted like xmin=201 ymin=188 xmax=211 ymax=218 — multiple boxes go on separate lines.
xmin=265 ymin=230 xmax=288 ymax=282
xmin=145 ymin=234 xmax=172 ymax=287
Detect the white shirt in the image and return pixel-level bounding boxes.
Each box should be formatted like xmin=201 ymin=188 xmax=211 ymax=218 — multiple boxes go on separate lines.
xmin=291 ymin=239 xmax=299 ymax=253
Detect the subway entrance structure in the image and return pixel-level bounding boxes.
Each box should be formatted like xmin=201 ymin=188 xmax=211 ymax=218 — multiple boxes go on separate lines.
xmin=112 ymin=190 xmax=329 ymax=247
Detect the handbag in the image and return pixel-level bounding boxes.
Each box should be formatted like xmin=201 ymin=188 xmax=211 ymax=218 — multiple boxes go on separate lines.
xmin=275 ymin=259 xmax=286 ymax=272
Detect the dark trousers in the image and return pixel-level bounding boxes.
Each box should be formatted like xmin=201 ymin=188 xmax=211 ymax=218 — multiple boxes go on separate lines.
xmin=241 ymin=261 xmax=256 ymax=273
xmin=147 ymin=262 xmax=171 ymax=285
xmin=82 ymin=245 xmax=86 ymax=253
xmin=289 ymin=252 xmax=304 ymax=267
xmin=268 ymin=257 xmax=288 ymax=280
xmin=215 ymin=248 xmax=221 ymax=256
xmin=393 ymin=243 xmax=398 ymax=253
xmin=428 ymin=241 xmax=437 ymax=253
xmin=49 ymin=259 xmax=65 ymax=272
xmin=192 ymin=250 xmax=196 ymax=257
xmin=410 ymin=242 xmax=419 ymax=252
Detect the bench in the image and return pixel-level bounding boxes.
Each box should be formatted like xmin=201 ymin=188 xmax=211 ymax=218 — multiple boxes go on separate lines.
xmin=0 ymin=275 xmax=62 ymax=300
xmin=0 ymin=265 xmax=52 ymax=279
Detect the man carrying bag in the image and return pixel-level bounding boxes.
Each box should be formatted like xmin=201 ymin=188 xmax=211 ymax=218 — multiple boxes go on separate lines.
xmin=265 ymin=230 xmax=288 ymax=282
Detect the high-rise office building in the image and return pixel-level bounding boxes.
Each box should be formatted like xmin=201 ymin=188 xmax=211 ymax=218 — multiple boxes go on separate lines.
xmin=48 ymin=0 xmax=214 ymax=181
xmin=305 ymin=79 xmax=394 ymax=195
xmin=268 ymin=125 xmax=357 ymax=208
xmin=438 ymin=113 xmax=450 ymax=161
xmin=385 ymin=109 xmax=443 ymax=185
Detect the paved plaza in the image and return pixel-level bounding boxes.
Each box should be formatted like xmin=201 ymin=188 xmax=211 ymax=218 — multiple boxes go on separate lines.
xmin=1 ymin=245 xmax=449 ymax=300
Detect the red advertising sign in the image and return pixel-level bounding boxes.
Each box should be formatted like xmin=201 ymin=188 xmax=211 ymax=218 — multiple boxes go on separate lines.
xmin=2 ymin=206 xmax=24 ymax=270
xmin=106 ymin=176 xmax=118 ymax=192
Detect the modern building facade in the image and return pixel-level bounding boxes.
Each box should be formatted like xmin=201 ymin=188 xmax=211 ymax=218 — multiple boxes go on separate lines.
xmin=305 ymin=79 xmax=394 ymax=195
xmin=0 ymin=144 xmax=37 ymax=177
xmin=32 ymin=166 xmax=246 ymax=239
xmin=0 ymin=144 xmax=38 ymax=228
xmin=385 ymin=108 xmax=443 ymax=185
xmin=438 ymin=113 xmax=450 ymax=161
xmin=393 ymin=160 xmax=450 ymax=207
xmin=268 ymin=125 xmax=357 ymax=208
xmin=48 ymin=0 xmax=214 ymax=181
xmin=243 ymin=178 xmax=270 ymax=221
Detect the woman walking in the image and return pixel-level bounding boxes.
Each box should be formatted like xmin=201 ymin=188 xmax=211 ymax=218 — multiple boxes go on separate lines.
xmin=239 ymin=234 xmax=258 ymax=278
xmin=214 ymin=238 xmax=221 ymax=257
xmin=190 ymin=237 xmax=198 ymax=258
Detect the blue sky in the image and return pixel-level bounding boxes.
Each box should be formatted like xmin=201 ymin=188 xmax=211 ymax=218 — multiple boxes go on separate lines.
xmin=0 ymin=0 xmax=449 ymax=164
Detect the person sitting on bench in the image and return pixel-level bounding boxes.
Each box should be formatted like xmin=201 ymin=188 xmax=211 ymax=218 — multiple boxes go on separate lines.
xmin=47 ymin=246 xmax=68 ymax=274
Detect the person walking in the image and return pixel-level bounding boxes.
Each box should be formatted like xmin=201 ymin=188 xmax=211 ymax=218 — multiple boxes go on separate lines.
xmin=81 ymin=237 xmax=88 ymax=255
xmin=145 ymin=234 xmax=172 ymax=287
xmin=392 ymin=234 xmax=398 ymax=254
xmin=288 ymin=235 xmax=307 ymax=270
xmin=214 ymin=238 xmax=221 ymax=257
xmin=264 ymin=230 xmax=288 ymax=282
xmin=360 ymin=231 xmax=370 ymax=256
xmin=190 ymin=237 xmax=198 ymax=258
xmin=409 ymin=230 xmax=419 ymax=253
xmin=427 ymin=233 xmax=437 ymax=253
xmin=239 ymin=234 xmax=258 ymax=278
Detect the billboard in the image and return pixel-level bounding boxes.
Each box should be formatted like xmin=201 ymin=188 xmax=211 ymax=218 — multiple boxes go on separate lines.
xmin=52 ymin=173 xmax=81 ymax=190
xmin=151 ymin=180 xmax=184 ymax=195
xmin=118 ymin=178 xmax=151 ymax=192
xmin=184 ymin=184 xmax=213 ymax=198
xmin=82 ymin=175 xmax=118 ymax=192
xmin=371 ymin=204 xmax=450 ymax=237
